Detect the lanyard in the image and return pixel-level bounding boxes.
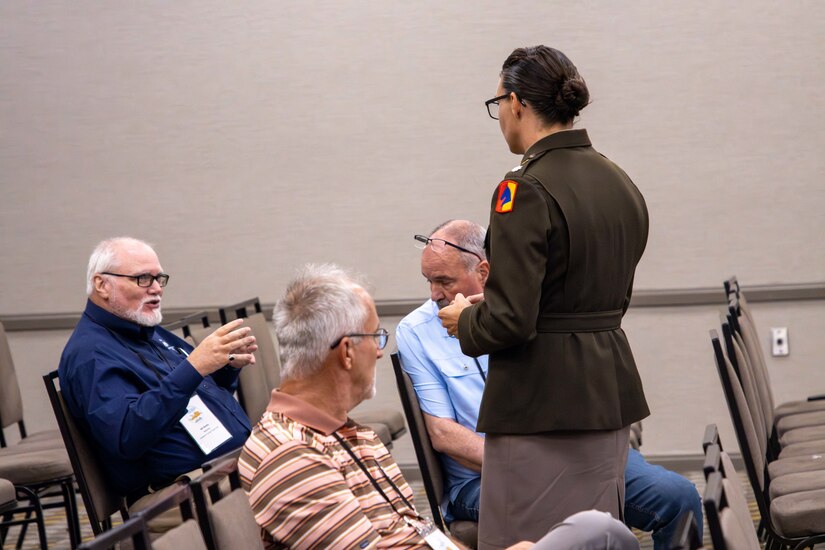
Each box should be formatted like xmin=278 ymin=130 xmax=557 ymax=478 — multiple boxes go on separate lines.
xmin=473 ymin=357 xmax=487 ymax=382
xmin=332 ymin=432 xmax=419 ymax=519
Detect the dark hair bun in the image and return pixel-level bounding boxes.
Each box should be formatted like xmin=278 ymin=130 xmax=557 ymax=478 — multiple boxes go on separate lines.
xmin=556 ymin=78 xmax=590 ymax=117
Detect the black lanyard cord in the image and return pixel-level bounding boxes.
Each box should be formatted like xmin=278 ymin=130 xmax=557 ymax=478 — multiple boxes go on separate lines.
xmin=473 ymin=358 xmax=487 ymax=382
xmin=332 ymin=432 xmax=418 ymax=517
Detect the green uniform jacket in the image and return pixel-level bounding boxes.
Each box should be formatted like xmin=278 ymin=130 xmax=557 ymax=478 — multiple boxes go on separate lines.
xmin=458 ymin=129 xmax=650 ymax=434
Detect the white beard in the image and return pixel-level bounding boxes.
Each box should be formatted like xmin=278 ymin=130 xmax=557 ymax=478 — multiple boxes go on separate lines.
xmin=109 ymin=289 xmax=163 ymax=327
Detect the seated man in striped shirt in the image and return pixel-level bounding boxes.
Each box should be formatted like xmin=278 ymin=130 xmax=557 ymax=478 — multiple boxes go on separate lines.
xmin=239 ymin=264 xmax=639 ymax=550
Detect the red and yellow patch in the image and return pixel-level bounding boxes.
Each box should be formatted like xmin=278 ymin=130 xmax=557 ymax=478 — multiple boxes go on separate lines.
xmin=495 ymin=180 xmax=518 ymax=213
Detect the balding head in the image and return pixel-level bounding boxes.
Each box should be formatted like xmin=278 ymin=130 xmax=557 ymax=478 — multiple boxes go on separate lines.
xmin=421 ymin=220 xmax=489 ymax=308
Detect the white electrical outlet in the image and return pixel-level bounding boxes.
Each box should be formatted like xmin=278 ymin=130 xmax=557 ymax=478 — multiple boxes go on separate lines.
xmin=771 ymin=327 xmax=789 ymax=357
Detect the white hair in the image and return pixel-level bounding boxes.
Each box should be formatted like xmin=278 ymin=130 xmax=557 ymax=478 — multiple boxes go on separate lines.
xmin=86 ymin=237 xmax=155 ymax=295
xmin=274 ymin=264 xmax=370 ymax=381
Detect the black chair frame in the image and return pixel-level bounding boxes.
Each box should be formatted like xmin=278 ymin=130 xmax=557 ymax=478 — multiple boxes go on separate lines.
xmin=44 ymin=370 xmax=128 ymax=536
xmin=190 ymin=456 xmax=243 ymax=550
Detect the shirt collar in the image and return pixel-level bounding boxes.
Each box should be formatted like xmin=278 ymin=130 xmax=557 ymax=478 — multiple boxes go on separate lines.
xmin=83 ymin=299 xmax=156 ymax=341
xmin=266 ymin=390 xmax=347 ymax=435
xmin=522 ymin=128 xmax=591 ymax=163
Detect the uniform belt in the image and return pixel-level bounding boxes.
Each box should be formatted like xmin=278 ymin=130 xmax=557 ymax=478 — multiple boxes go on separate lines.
xmin=536 ymin=309 xmax=623 ymax=333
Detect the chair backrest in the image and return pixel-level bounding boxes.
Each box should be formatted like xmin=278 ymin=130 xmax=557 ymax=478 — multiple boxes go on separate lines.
xmin=703 ymin=471 xmax=760 ymax=550
xmin=669 ymin=509 xmax=703 ymax=550
xmin=77 ymin=515 xmax=150 ymax=550
xmin=722 ymin=322 xmax=768 ymax=458
xmin=43 ymin=370 xmax=125 ymax=534
xmin=0 ymin=321 xmax=25 ymax=445
xmin=190 ymin=456 xmax=263 ymax=550
xmin=130 ymin=482 xmax=209 ymax=550
xmin=389 ymin=352 xmax=446 ymax=531
xmin=235 ymin=312 xmax=280 ymax=423
xmin=219 ymin=299 xmax=280 ymax=423
xmin=163 ymin=310 xmax=214 ymax=344
xmin=152 ymin=519 xmax=209 ymax=550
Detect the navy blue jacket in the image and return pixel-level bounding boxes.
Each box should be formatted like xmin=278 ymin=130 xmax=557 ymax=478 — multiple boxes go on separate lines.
xmin=58 ymin=300 xmax=251 ymax=496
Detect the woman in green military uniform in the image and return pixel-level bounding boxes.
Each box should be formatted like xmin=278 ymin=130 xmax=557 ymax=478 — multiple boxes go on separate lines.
xmin=439 ymin=46 xmax=650 ymax=550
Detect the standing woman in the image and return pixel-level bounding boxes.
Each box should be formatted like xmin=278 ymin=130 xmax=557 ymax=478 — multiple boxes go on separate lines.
xmin=439 ymin=46 xmax=649 ymax=550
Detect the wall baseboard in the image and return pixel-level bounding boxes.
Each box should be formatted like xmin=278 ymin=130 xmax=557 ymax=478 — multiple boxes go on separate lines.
xmin=2 ymin=282 xmax=824 ymax=332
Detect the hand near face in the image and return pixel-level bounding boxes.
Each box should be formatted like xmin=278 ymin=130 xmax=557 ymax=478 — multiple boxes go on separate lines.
xmin=187 ymin=319 xmax=258 ymax=376
xmin=438 ymin=293 xmax=472 ymax=337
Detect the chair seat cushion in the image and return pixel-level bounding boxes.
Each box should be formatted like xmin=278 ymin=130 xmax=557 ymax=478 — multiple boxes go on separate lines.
xmin=768 ymin=454 xmax=825 ymax=479
xmin=0 ymin=449 xmax=73 ymax=485
xmin=776 ymin=410 xmax=825 ymax=437
xmin=775 ymin=399 xmax=825 ymax=422
xmin=769 ymin=470 xmax=825 ymax=499
xmin=778 ymin=439 xmax=825 ymax=459
xmin=353 ymin=409 xmax=407 ymax=439
xmin=780 ymin=424 xmax=825 ymax=447
xmin=449 ymin=520 xmax=479 ymax=548
xmin=0 ymin=478 xmax=16 ymax=512
xmin=771 ymin=487 xmax=825 ymax=537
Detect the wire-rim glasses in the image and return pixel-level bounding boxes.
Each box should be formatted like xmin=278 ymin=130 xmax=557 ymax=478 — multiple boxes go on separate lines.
xmin=413 ymin=235 xmax=483 ymax=261
xmin=330 ymin=328 xmax=389 ymax=350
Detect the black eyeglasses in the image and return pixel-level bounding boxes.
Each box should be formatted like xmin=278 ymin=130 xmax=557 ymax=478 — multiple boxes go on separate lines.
xmin=484 ymin=92 xmax=526 ymax=120
xmin=414 ymin=235 xmax=483 ymax=261
xmin=330 ymin=328 xmax=389 ymax=350
xmin=101 ymin=272 xmax=170 ymax=288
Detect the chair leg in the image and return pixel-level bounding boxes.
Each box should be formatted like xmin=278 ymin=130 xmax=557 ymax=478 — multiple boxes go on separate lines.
xmin=61 ymin=478 xmax=81 ymax=548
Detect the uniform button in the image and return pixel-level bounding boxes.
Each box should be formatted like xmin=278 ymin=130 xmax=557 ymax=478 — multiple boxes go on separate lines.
xmin=463 ymin=365 xmax=469 ymax=370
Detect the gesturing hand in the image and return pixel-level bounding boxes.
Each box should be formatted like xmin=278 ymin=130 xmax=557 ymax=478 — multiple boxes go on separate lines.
xmin=438 ymin=293 xmax=472 ymax=337
xmin=187 ymin=319 xmax=258 ymax=377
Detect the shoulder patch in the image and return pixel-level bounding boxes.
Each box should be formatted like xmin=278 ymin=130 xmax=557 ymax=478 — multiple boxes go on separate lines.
xmin=495 ymin=180 xmax=518 ymax=213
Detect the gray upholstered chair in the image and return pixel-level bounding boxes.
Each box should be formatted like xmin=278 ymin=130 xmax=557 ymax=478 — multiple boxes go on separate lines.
xmin=190 ymin=456 xmax=263 ymax=550
xmin=390 ymin=352 xmax=477 ymax=548
xmin=44 ymin=369 xmax=126 ymax=536
xmin=163 ymin=310 xmax=215 ymax=346
xmin=0 ymin=329 xmax=80 ymax=548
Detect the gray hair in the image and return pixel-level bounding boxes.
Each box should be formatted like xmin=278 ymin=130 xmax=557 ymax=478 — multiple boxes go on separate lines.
xmin=86 ymin=237 xmax=155 ymax=295
xmin=274 ymin=263 xmax=370 ymax=381
xmin=429 ymin=219 xmax=487 ymax=271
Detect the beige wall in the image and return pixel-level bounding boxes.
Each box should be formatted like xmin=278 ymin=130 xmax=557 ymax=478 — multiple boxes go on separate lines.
xmin=1 ymin=1 xmax=824 ymax=463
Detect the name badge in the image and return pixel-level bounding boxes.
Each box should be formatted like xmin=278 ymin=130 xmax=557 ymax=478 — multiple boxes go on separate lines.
xmin=405 ymin=517 xmax=459 ymax=550
xmin=179 ymin=395 xmax=232 ymax=455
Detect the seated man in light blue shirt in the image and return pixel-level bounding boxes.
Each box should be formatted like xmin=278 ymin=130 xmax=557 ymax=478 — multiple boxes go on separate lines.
xmin=396 ymin=219 xmax=703 ymax=550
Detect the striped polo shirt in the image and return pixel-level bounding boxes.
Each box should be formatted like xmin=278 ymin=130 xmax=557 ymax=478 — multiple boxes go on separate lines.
xmin=240 ymin=391 xmax=428 ymax=549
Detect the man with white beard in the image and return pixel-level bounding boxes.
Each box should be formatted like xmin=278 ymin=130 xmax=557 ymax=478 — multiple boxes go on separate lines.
xmin=59 ymin=237 xmax=257 ymax=509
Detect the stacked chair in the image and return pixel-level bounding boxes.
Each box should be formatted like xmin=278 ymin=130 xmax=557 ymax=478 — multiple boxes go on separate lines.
xmin=701 ymin=425 xmax=762 ymax=549
xmin=0 ymin=321 xmax=81 ymax=548
xmin=78 ymin=482 xmax=209 ymax=550
xmin=708 ymin=278 xmax=825 ymax=548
